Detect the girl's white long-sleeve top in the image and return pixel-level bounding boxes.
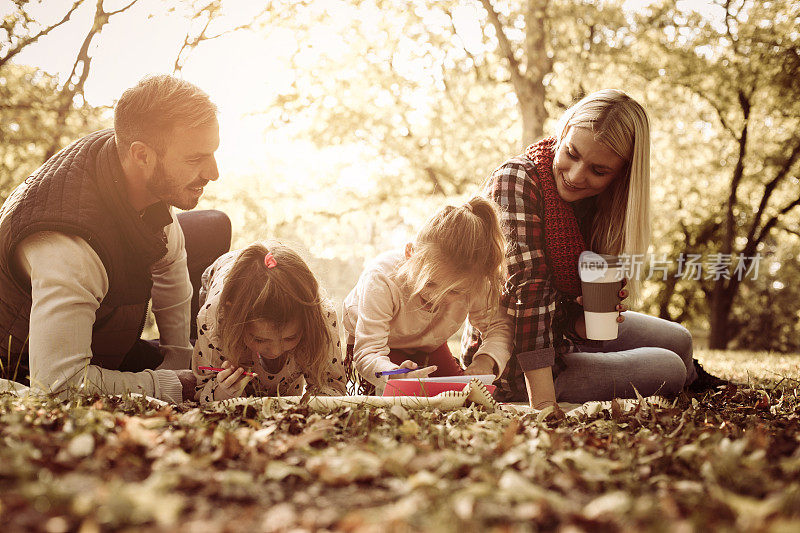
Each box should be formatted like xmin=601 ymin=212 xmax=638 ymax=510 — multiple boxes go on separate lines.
xmin=342 ymin=250 xmax=513 ymax=386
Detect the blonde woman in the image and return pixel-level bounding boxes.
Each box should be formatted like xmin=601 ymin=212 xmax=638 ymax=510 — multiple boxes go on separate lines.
xmin=343 ymin=196 xmax=513 ymax=394
xmin=192 ymin=242 xmax=346 ymax=402
xmin=463 ymin=89 xmax=726 ymax=409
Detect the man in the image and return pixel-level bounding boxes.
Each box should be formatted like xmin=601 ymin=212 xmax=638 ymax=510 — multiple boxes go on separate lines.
xmin=0 ymin=74 xmax=228 ymax=402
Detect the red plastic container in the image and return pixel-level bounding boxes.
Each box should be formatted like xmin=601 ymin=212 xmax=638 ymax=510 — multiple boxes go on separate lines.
xmin=383 ymin=379 xmax=496 ymax=397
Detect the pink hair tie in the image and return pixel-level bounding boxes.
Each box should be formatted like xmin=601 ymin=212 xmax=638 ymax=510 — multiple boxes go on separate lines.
xmin=264 ymin=252 xmax=277 ymax=269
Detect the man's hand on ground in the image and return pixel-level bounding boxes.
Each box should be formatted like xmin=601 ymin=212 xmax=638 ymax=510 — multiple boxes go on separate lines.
xmin=175 ymin=369 xmax=197 ymax=402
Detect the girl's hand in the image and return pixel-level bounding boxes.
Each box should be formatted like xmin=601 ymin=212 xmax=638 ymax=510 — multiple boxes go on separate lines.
xmin=576 ymin=278 xmax=628 ymax=324
xmin=212 ymin=360 xmax=256 ymax=401
xmin=175 ymin=370 xmax=197 ymax=402
xmin=396 ymin=359 xmax=438 ymax=379
xmin=464 ymin=354 xmax=496 ymax=376
xmin=536 ymin=401 xmax=566 ymax=421
xmin=375 ymin=360 xmax=437 ymax=395
xmin=533 ymin=399 xmax=561 ymax=412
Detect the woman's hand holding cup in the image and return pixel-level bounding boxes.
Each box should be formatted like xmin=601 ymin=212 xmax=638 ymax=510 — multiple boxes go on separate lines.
xmin=578 ymin=252 xmax=628 ymax=340
xmin=616 ymin=278 xmax=628 ymax=322
xmin=576 ymin=277 xmax=628 ymax=324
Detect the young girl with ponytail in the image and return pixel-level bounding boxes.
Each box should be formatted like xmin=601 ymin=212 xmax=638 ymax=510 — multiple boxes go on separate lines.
xmin=343 ymin=197 xmax=513 ymax=394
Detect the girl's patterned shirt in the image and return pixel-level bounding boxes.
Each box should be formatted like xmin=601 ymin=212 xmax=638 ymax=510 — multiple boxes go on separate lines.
xmin=191 ymin=250 xmax=347 ymax=403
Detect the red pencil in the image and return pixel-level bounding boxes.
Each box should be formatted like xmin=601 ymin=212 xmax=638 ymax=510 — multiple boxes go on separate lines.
xmin=198 ymin=366 xmax=257 ymax=377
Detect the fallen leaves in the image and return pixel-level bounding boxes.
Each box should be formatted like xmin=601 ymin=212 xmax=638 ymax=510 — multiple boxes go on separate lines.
xmin=306 ymin=449 xmax=382 ymax=486
xmin=494 ymin=418 xmax=521 ymax=454
xmin=0 ymin=379 xmax=799 ymax=531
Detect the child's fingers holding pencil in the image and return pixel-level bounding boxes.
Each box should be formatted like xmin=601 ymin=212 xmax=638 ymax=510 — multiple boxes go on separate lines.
xmin=213 ymin=366 xmax=256 ymax=401
xmin=216 ymin=361 xmax=236 ymax=382
xmin=404 ymin=365 xmax=437 ymax=380
xmin=220 ymin=367 xmax=247 ymax=389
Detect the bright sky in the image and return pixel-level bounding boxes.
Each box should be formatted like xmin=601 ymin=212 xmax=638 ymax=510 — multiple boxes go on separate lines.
xmin=9 ymin=0 xmax=328 ymax=177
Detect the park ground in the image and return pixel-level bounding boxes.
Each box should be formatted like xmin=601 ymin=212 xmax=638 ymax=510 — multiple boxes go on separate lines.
xmin=1 ymin=349 xmax=799 ymax=532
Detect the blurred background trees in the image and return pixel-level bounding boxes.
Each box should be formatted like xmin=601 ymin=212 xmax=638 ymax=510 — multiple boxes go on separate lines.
xmin=1 ymin=0 xmax=798 ymax=351
xmin=623 ymin=0 xmax=800 ymax=349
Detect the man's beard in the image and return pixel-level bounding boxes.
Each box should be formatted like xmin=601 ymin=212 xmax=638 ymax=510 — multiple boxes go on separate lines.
xmin=145 ymin=160 xmax=204 ymax=210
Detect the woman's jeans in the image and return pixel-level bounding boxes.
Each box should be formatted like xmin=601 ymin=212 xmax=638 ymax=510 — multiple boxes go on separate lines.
xmin=554 ymin=311 xmax=699 ymax=403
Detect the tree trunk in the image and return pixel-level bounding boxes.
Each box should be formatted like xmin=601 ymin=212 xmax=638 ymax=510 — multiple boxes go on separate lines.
xmin=481 ymin=0 xmax=549 ymax=149
xmin=657 ymin=273 xmax=679 ymax=321
xmin=518 ymin=83 xmax=545 ymax=148
xmin=708 ymin=93 xmax=750 ymax=350
xmin=708 ymin=282 xmax=733 ymax=349
xmin=520 ymin=0 xmax=550 ymax=147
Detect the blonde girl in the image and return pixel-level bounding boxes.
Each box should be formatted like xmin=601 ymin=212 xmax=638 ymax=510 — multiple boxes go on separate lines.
xmin=192 ymin=242 xmax=346 ymax=402
xmin=343 ymin=196 xmax=513 ymax=394
xmin=462 ymin=88 xmax=726 ymax=409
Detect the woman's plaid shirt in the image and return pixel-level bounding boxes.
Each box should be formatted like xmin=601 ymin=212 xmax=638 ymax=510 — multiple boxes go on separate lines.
xmin=462 ymin=155 xmax=586 ymax=401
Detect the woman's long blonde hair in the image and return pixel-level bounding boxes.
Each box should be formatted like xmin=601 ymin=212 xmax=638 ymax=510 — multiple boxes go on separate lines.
xmin=217 ymin=242 xmax=330 ymax=388
xmin=555 ymin=89 xmax=651 ymax=300
xmin=396 ymin=196 xmax=507 ymax=310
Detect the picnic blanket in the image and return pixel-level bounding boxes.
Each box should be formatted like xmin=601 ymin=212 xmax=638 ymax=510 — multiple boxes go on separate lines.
xmin=2 ymin=377 xmax=672 ymax=417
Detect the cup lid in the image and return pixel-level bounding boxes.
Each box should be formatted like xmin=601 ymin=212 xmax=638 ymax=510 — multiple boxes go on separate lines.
xmin=579 ymin=251 xmax=622 ymax=269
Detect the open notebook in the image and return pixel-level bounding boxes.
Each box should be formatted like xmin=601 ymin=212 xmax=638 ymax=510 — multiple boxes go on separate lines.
xmin=389 ymin=374 xmax=496 ymax=386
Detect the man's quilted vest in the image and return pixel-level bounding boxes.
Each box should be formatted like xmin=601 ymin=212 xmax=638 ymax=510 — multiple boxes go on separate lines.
xmin=0 ymin=129 xmax=171 ymax=375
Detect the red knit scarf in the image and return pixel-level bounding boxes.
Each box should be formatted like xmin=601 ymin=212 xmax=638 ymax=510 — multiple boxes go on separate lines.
xmin=524 ymin=137 xmax=585 ymax=297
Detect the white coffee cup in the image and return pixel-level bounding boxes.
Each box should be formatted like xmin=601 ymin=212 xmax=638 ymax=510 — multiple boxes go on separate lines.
xmin=579 ymin=251 xmax=624 ymax=340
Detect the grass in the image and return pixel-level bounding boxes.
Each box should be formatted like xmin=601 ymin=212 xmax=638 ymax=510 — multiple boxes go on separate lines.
xmin=695 ymin=349 xmax=800 ymax=388
xmin=0 ymin=350 xmax=798 ymax=532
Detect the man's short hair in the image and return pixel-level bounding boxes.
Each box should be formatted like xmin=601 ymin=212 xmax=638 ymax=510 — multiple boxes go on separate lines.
xmin=114 ymin=74 xmax=218 ymax=156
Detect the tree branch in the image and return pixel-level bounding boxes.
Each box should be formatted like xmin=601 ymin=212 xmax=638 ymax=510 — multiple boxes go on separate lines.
xmin=635 ymin=23 xmax=741 ymax=140
xmin=479 ymin=0 xmax=525 ymax=90
xmin=743 ymin=136 xmax=800 ymax=250
xmin=752 ymin=196 xmax=800 ymax=250
xmin=174 ymin=13 xmax=214 ymax=73
xmin=444 ymin=8 xmax=484 ymax=81
xmin=0 ymin=1 xmax=86 ymax=70
xmin=44 ymin=0 xmax=142 ymax=159
xmin=173 ymin=3 xmax=276 ymax=73
xmin=723 ymin=89 xmax=750 ymax=255
xmin=106 ymin=0 xmax=139 ymax=17
xmin=672 ymin=80 xmax=739 ymax=139
xmin=776 ymin=223 xmax=800 ymax=239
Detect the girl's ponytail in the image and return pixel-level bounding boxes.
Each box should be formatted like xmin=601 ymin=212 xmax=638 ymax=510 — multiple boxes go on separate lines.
xmin=463 ymin=196 xmax=507 ymax=302
xmin=397 ymin=196 xmax=507 ymax=308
